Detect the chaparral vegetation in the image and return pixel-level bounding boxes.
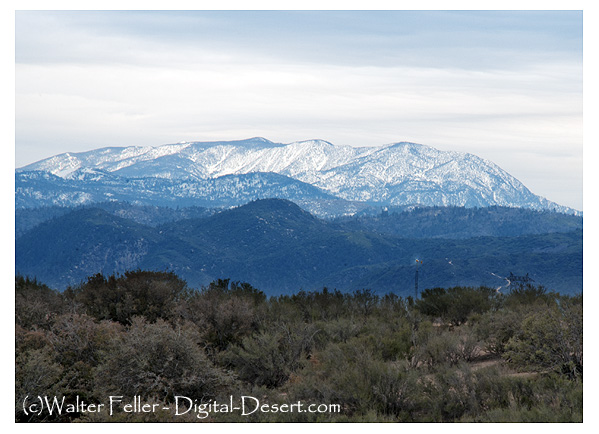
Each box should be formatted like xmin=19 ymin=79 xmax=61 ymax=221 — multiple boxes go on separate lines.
xmin=15 ymin=271 xmax=582 ymax=422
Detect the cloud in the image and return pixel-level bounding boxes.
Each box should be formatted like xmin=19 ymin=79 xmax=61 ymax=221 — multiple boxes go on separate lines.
xmin=16 ymin=10 xmax=582 ymax=68
xmin=14 ymin=10 xmax=583 ymax=210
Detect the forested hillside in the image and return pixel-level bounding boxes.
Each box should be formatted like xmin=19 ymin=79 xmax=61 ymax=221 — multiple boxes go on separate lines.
xmin=15 ymin=199 xmax=583 ymax=295
xmin=15 ymin=202 xmax=215 ymax=238
xmin=334 ymin=205 xmax=582 ymax=239
xmin=16 ymin=201 xmax=582 ymax=240
xmin=15 ymin=273 xmax=582 ymax=422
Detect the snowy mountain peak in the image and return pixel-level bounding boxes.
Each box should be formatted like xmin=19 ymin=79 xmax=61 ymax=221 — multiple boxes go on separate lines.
xmin=249 ymin=137 xmax=274 ymax=144
xmin=16 ymin=138 xmax=579 ymax=215
xmin=294 ymin=139 xmax=334 ymax=147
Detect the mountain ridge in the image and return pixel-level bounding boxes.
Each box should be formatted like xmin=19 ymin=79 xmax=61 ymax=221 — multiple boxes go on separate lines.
xmin=15 ymin=198 xmax=583 ymax=294
xmin=17 ymin=138 xmax=579 ymax=215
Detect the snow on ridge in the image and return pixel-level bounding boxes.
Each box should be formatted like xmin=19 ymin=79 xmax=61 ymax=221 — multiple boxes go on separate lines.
xmin=20 ymin=138 xmax=518 ymax=190
xmin=16 ymin=138 xmax=578 ymax=213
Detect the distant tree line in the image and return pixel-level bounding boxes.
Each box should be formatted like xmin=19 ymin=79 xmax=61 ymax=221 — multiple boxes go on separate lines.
xmin=16 ymin=271 xmax=582 ymax=422
xmin=335 ymin=205 xmax=582 ymax=239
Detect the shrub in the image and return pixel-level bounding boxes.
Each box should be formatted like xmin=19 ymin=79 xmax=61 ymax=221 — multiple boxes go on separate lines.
xmin=504 ymin=283 xmax=554 ymax=308
xmin=473 ymin=308 xmax=523 ymax=355
xmin=67 ymin=270 xmax=187 ymax=324
xmin=15 ymin=275 xmax=67 ymax=330
xmin=289 ymin=340 xmax=420 ymax=420
xmin=49 ymin=314 xmax=121 ymax=367
xmin=416 ymin=286 xmax=497 ymax=325
xmin=15 ymin=348 xmax=63 ymax=422
xmin=96 ymin=317 xmax=234 ymax=400
xmin=412 ymin=325 xmax=480 ymax=368
xmin=182 ymin=279 xmax=265 ymax=351
xmin=504 ymin=300 xmax=582 ymax=378
xmin=220 ymin=322 xmax=318 ymax=388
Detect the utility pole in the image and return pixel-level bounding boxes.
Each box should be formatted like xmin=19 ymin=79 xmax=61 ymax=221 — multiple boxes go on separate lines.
xmin=415 ymin=259 xmax=422 ymax=299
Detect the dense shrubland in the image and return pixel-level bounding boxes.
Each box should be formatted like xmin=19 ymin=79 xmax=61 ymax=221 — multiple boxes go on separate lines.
xmin=15 ymin=272 xmax=582 ymax=422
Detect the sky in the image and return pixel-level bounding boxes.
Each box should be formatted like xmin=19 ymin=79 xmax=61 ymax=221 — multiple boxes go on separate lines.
xmin=14 ymin=9 xmax=584 ymax=210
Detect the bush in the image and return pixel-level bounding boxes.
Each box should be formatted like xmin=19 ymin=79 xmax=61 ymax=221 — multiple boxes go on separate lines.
xmin=96 ymin=317 xmax=234 ymax=400
xmin=182 ymin=279 xmax=265 ymax=351
xmin=15 ymin=314 xmax=122 ymax=422
xmin=15 ymin=348 xmax=64 ymax=422
xmin=220 ymin=322 xmax=318 ymax=388
xmin=289 ymin=288 xmax=349 ymax=321
xmin=49 ymin=314 xmax=121 ymax=367
xmin=504 ymin=283 xmax=554 ymax=308
xmin=461 ymin=374 xmax=582 ymax=422
xmin=420 ymin=364 xmax=513 ymax=422
xmin=504 ymin=299 xmax=582 ymax=378
xmin=416 ymin=286 xmax=497 ymax=325
xmin=67 ymin=270 xmax=187 ymax=324
xmin=473 ymin=308 xmax=523 ymax=355
xmin=15 ymin=275 xmax=67 ymax=330
xmin=413 ymin=327 xmax=480 ymax=368
xmin=355 ymin=319 xmax=414 ymax=362
xmin=289 ymin=340 xmax=420 ymax=420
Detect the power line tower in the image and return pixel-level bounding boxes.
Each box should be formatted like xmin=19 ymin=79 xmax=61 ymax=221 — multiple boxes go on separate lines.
xmin=415 ymin=259 xmax=423 ymax=299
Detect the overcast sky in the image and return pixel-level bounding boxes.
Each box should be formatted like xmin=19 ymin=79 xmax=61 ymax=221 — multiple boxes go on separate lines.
xmin=15 ymin=10 xmax=583 ymax=210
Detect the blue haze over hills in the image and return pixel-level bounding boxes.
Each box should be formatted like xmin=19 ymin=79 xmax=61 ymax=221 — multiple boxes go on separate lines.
xmin=15 ymin=138 xmax=582 ymax=294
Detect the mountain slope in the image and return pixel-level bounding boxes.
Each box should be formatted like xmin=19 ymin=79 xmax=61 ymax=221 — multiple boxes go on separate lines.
xmin=333 ymin=206 xmax=582 ymax=239
xmin=15 ymin=202 xmax=215 ymax=239
xmin=15 ymin=208 xmax=167 ymax=286
xmin=15 ymin=169 xmax=364 ymax=217
xmin=15 ymin=199 xmax=582 ymax=294
xmin=17 ymin=138 xmax=578 ymax=214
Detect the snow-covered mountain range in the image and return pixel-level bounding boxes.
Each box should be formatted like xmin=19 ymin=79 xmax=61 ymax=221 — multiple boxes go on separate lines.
xmin=17 ymin=137 xmax=578 ymax=215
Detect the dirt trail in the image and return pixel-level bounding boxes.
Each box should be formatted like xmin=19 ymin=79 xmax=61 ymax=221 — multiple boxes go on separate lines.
xmin=469 ymin=351 xmax=538 ymax=378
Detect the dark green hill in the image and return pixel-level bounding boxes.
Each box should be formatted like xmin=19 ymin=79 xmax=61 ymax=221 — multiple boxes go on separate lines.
xmin=15 ymin=208 xmax=196 ymax=289
xmin=334 ymin=206 xmax=582 ymax=239
xmin=320 ymin=230 xmax=582 ymax=294
xmin=162 ymin=198 xmax=326 ymax=249
xmin=157 ymin=199 xmax=407 ymax=292
xmin=15 ymin=202 xmax=215 ymax=238
xmin=15 ymin=199 xmax=583 ymax=295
